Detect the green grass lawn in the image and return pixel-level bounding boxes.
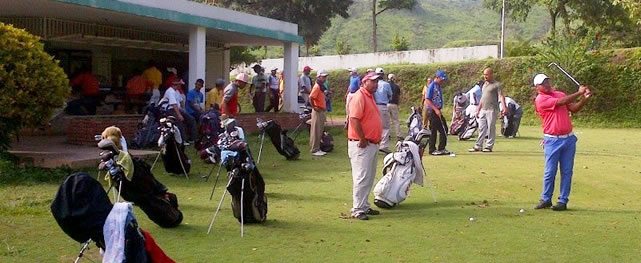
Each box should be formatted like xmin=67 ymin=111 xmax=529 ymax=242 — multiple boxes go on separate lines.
xmin=2 ymin=126 xmax=641 ymax=262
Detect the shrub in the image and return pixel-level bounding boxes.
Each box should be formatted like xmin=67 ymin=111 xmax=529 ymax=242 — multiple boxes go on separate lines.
xmin=335 ymin=39 xmax=351 ymax=55
xmin=0 ymin=22 xmax=69 ymax=152
xmin=325 ymin=47 xmax=641 ymax=128
xmin=391 ymin=33 xmax=410 ymax=51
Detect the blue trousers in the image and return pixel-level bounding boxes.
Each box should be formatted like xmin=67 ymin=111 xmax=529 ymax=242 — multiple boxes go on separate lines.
xmin=541 ymin=135 xmax=577 ymax=204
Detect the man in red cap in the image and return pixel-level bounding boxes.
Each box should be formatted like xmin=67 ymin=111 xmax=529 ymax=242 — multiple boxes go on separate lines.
xmin=298 ymin=66 xmax=313 ymax=106
xmin=347 ymin=72 xmax=383 ymax=220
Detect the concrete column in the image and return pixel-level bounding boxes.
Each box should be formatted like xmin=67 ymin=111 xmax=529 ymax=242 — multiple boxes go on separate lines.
xmin=189 ymin=26 xmax=206 ymax=92
xmin=282 ymin=42 xmax=300 ymax=113
xmin=223 ymin=45 xmax=231 ymax=83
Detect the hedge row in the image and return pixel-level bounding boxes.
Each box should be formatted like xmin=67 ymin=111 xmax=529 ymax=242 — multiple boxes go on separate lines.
xmin=324 ymin=48 xmax=641 ymax=128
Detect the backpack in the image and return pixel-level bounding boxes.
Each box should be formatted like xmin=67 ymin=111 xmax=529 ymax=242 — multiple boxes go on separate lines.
xmin=320 ymin=131 xmax=334 ymax=153
xmin=373 ymin=141 xmax=424 ymax=208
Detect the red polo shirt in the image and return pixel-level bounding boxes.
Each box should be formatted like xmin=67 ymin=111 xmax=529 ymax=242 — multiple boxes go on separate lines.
xmin=535 ymin=90 xmax=573 ymax=135
xmin=348 ymin=88 xmax=382 ymax=143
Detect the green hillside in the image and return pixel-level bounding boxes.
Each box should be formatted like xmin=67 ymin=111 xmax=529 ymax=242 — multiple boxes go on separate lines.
xmin=316 ymin=0 xmax=551 ymax=55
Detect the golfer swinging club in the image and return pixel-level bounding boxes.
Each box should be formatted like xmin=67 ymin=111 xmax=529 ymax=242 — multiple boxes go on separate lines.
xmin=533 ymin=73 xmax=592 ymax=211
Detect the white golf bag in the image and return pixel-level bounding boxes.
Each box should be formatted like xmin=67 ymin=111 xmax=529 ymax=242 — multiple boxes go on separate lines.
xmin=373 ymin=141 xmax=425 ymax=208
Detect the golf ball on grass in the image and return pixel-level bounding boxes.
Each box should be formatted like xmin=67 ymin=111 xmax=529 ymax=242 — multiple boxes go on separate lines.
xmin=519 ymin=209 xmax=525 ymax=213
xmin=469 ymin=217 xmax=475 ymax=221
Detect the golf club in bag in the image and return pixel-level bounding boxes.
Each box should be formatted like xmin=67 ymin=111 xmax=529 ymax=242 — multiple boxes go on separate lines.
xmin=157 ymin=116 xmax=191 ymax=178
xmin=205 ymin=119 xmax=267 ymax=237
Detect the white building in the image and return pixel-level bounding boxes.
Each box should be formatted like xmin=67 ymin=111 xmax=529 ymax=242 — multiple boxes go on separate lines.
xmin=0 ymin=0 xmax=303 ymax=112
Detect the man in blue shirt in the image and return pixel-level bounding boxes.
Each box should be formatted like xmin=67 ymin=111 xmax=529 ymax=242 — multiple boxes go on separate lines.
xmin=186 ymin=79 xmax=205 ymax=120
xmin=345 ymin=68 xmax=361 ymax=128
xmin=424 ymin=70 xmax=450 ymax=156
xmin=373 ymin=67 xmax=393 ymax=153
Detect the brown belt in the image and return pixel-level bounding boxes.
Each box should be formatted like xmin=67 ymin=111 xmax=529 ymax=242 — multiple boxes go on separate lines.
xmin=348 ymin=139 xmax=379 ymax=144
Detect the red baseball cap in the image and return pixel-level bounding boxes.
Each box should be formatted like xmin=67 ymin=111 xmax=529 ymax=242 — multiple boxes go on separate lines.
xmin=361 ymin=72 xmax=381 ymax=84
xmin=303 ymin=66 xmax=312 ymax=72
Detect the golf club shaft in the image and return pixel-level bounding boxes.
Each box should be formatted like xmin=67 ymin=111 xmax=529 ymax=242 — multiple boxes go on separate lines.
xmin=240 ymin=178 xmax=245 ymax=238
xmin=549 ymin=63 xmax=581 ymax=87
xmin=209 ymin=164 xmax=223 ymax=200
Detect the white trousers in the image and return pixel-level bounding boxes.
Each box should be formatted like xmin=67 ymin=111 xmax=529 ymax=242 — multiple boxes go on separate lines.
xmin=348 ymin=141 xmax=378 ymax=216
xmin=378 ymin=105 xmax=391 ymax=150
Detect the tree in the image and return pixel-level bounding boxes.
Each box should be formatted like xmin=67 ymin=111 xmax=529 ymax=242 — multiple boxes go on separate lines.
xmin=483 ymin=0 xmax=571 ymax=37
xmin=371 ymin=0 xmax=417 ymax=52
xmin=335 ymin=39 xmax=351 ymax=55
xmin=0 ymin=23 xmax=69 ymax=152
xmin=208 ymin=0 xmax=354 ymax=55
xmin=613 ymin=0 xmax=641 ymax=24
xmin=391 ymin=33 xmax=410 ymax=51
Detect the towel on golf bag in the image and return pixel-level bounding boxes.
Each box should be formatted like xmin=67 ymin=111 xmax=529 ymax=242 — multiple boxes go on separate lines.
xmin=373 ymin=141 xmax=425 ymax=208
xmin=320 ymin=131 xmax=334 ymax=153
xmin=51 ymin=172 xmax=113 ymax=249
xmin=159 ymin=124 xmax=191 ymax=175
xmin=261 ymin=120 xmax=299 ymax=160
xmin=103 ymin=202 xmax=148 ymax=263
xmin=113 ymin=157 xmax=183 ymax=228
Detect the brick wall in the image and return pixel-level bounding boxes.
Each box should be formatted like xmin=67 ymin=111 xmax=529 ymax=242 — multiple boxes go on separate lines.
xmin=65 ymin=113 xmax=301 ymax=145
xmin=66 ymin=115 xmax=142 ymax=145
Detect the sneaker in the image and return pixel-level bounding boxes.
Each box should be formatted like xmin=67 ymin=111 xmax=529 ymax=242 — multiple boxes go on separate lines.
xmin=551 ymin=202 xmax=567 ymax=211
xmin=482 ymin=148 xmax=493 ymax=152
xmin=365 ymin=208 xmax=380 ymax=215
xmin=440 ymin=150 xmax=451 ymax=155
xmin=312 ymin=151 xmax=326 ymax=156
xmin=534 ymin=200 xmax=553 ymax=209
xmin=468 ymin=147 xmax=481 ymax=152
xmin=352 ymin=213 xmax=369 ymax=220
xmin=431 ymin=150 xmax=443 ymax=156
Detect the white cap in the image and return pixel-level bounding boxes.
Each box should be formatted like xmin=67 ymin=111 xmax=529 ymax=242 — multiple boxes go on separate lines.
xmin=375 ymin=67 xmax=384 ymax=74
xmin=388 ymin=73 xmax=396 ymax=80
xmin=166 ymin=67 xmax=177 ymax=75
xmin=235 ymin=73 xmax=250 ymax=83
xmin=347 ymin=67 xmax=357 ymax=72
xmin=533 ymin=74 xmax=549 ymax=86
xmin=317 ymin=69 xmax=329 ymax=77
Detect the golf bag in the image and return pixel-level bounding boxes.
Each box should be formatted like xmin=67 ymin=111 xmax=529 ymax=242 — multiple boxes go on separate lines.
xmin=373 ymin=141 xmax=425 ymax=208
xmin=459 ymin=105 xmax=478 ymax=140
xmin=108 ymin=157 xmax=183 ymax=228
xmin=130 ymin=103 xmax=165 ymax=149
xmin=217 ymin=128 xmax=268 ymax=223
xmin=195 ymin=108 xmax=222 ymax=151
xmin=158 ymin=117 xmax=191 ymax=175
xmin=320 ymin=131 xmax=334 ymax=153
xmin=257 ymin=119 xmax=300 ymax=160
xmin=449 ymin=93 xmax=468 ymax=135
xmin=501 ymin=103 xmax=521 ymax=138
xmin=51 ymin=172 xmax=112 ymax=249
xmin=51 ymin=173 xmax=175 ymax=262
xmin=405 ymin=106 xmax=430 ymax=157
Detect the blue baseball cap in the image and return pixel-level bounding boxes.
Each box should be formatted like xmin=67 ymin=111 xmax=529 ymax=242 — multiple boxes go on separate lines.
xmin=436 ymin=70 xmax=448 ymax=81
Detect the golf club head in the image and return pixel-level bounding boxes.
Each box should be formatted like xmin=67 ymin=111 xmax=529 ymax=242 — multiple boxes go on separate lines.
xmin=97 ymin=139 xmax=119 ymax=155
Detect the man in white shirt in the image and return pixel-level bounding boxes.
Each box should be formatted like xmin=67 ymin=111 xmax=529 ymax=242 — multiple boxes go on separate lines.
xmin=161 ymin=79 xmax=196 ymax=144
xmin=298 ymin=66 xmax=313 ymax=106
xmin=266 ymin=68 xmax=281 ymax=112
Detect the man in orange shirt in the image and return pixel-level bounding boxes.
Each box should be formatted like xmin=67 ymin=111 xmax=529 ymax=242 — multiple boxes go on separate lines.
xmin=309 ymin=69 xmax=329 ymax=156
xmin=348 ymin=72 xmax=383 ymax=220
